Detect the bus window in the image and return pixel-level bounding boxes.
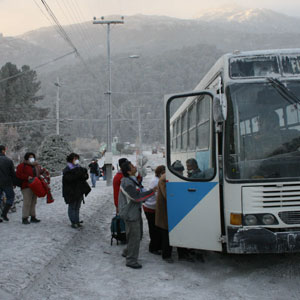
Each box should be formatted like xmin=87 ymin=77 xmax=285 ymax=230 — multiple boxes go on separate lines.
xmin=181 ymin=111 xmax=188 ymax=151
xmin=286 ymin=104 xmax=300 ymax=125
xmin=172 ymin=123 xmax=176 ymax=150
xmin=230 ymin=56 xmax=279 ymax=78
xmin=167 ymin=93 xmax=215 ymax=181
xmin=225 ymin=82 xmax=300 ymax=180
xmin=188 ymin=103 xmax=196 ymax=150
xmin=197 ymin=97 xmax=210 ymax=150
xmin=176 ymin=118 xmax=181 ymax=150
xmin=281 ymin=55 xmax=300 ymax=75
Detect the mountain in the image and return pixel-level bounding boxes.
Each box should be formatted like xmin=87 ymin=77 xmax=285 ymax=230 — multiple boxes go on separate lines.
xmin=3 ymin=7 xmax=300 ymax=148
xmin=196 ymin=5 xmax=300 ymax=33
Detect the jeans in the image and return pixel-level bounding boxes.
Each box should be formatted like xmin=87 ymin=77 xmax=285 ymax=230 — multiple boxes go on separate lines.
xmin=91 ymin=173 xmax=97 ymax=187
xmin=0 ymin=186 xmax=15 ymax=206
xmin=68 ymin=199 xmax=82 ymax=224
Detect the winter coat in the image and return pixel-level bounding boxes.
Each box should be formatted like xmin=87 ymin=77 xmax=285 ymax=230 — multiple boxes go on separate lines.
xmin=113 ymin=171 xmax=123 ymax=209
xmin=0 ymin=153 xmax=16 ymax=188
xmin=62 ymin=166 xmax=91 ymax=204
xmin=88 ymin=162 xmax=99 ymax=175
xmin=143 ymin=176 xmax=159 ymax=213
xmin=16 ymin=161 xmax=50 ymax=190
xmin=118 ymin=176 xmax=154 ymax=222
xmin=155 ymin=173 xmax=168 ymax=230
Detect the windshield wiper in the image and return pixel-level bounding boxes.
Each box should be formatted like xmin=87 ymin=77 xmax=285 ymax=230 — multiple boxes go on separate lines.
xmin=267 ymin=77 xmax=300 ymax=105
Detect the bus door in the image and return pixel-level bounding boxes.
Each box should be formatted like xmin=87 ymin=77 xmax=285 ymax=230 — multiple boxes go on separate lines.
xmin=166 ymin=92 xmax=222 ymax=251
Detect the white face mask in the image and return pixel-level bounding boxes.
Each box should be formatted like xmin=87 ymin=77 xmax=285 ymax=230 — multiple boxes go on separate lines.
xmin=29 ymin=157 xmax=35 ymax=163
xmin=74 ymin=159 xmax=80 ymax=165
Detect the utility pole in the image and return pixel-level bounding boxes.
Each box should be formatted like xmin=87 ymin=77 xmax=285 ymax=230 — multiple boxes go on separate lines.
xmin=54 ymin=77 xmax=61 ymax=135
xmin=93 ymin=16 xmax=124 ymax=186
xmin=132 ymin=106 xmax=144 ymax=161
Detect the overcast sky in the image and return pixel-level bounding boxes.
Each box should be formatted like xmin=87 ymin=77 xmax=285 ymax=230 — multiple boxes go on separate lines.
xmin=1 ymin=0 xmax=300 ymax=36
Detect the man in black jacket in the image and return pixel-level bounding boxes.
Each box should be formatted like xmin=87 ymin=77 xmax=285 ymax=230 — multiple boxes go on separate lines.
xmin=0 ymin=145 xmax=16 ymax=222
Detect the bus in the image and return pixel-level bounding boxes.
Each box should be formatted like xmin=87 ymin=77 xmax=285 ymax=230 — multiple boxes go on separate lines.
xmin=165 ymin=49 xmax=300 ymax=253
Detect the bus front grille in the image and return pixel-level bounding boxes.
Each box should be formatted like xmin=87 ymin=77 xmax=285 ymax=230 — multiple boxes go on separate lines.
xmin=242 ymin=184 xmax=300 ymax=210
xmin=278 ymin=211 xmax=300 ymax=224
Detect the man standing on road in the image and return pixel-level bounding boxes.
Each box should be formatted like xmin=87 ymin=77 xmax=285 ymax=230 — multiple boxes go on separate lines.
xmin=0 ymin=145 xmax=16 ymax=222
xmin=88 ymin=158 xmax=100 ymax=188
xmin=118 ymin=161 xmax=157 ymax=269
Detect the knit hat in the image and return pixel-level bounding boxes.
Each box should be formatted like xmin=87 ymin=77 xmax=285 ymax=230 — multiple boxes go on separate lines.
xmin=118 ymin=158 xmax=128 ymax=168
xmin=171 ymin=160 xmax=184 ymax=172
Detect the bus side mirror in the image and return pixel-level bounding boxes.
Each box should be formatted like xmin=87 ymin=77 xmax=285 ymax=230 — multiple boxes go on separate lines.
xmin=213 ymin=96 xmax=227 ymax=123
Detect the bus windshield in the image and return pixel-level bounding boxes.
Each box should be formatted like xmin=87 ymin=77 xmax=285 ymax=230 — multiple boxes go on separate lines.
xmin=225 ymin=80 xmax=300 ymax=181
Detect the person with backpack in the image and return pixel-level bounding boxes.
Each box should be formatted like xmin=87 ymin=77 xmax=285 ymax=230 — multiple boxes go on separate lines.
xmin=62 ymin=153 xmax=91 ymax=229
xmin=16 ymin=152 xmax=50 ymax=225
xmin=118 ymin=160 xmax=157 ymax=269
xmin=0 ymin=145 xmax=16 ymax=222
xmin=88 ymin=158 xmax=100 ymax=188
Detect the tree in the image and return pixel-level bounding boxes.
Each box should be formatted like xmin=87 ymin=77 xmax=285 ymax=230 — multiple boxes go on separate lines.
xmin=0 ymin=62 xmax=49 ymax=152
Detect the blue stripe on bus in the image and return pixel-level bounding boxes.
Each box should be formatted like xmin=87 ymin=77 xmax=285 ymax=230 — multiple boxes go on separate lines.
xmin=166 ymin=181 xmax=218 ymax=232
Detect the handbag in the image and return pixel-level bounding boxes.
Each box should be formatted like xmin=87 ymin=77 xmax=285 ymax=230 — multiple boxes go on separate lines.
xmin=28 ymin=177 xmax=47 ymax=197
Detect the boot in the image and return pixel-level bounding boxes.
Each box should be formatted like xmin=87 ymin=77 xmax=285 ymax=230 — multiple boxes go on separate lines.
xmin=30 ymin=216 xmax=41 ymax=223
xmin=1 ymin=204 xmax=11 ymax=221
xmin=22 ymin=218 xmax=30 ymax=225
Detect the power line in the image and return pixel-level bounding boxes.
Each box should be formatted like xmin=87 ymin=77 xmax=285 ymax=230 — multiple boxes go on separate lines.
xmin=40 ymin=0 xmax=98 ymax=80
xmin=54 ymin=0 xmax=95 ymax=59
xmin=0 ymin=119 xmax=56 ymax=125
xmin=0 ymin=51 xmax=76 ymax=83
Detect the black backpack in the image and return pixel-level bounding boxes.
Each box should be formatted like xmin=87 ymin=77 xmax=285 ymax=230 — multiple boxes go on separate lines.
xmin=110 ymin=215 xmax=126 ymax=245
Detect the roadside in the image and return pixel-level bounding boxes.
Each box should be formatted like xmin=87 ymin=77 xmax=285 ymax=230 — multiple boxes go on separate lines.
xmin=0 ymin=176 xmax=113 ymax=299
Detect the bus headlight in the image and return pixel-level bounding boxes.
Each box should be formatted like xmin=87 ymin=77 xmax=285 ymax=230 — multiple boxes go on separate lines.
xmin=262 ymin=214 xmax=275 ymax=225
xmin=244 ymin=215 xmax=258 ymax=226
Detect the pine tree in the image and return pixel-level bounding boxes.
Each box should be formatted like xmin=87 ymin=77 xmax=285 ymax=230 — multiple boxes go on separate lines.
xmin=0 ymin=62 xmax=49 ymax=153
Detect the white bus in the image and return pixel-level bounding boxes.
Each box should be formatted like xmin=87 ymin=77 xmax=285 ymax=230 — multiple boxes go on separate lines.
xmin=165 ymin=49 xmax=300 ymax=253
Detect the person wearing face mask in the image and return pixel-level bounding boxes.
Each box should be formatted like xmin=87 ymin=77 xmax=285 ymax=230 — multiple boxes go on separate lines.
xmin=16 ymin=152 xmax=50 ymax=224
xmin=62 ymin=153 xmax=91 ymax=229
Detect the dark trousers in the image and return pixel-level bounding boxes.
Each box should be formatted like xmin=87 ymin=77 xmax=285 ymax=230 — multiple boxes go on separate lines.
xmin=144 ymin=211 xmax=162 ymax=252
xmin=0 ymin=186 xmax=15 ymax=206
xmin=68 ymin=199 xmax=81 ymax=224
xmin=125 ymin=218 xmax=142 ymax=265
xmin=160 ymin=228 xmax=189 ymax=259
xmin=161 ymin=228 xmax=172 ymax=259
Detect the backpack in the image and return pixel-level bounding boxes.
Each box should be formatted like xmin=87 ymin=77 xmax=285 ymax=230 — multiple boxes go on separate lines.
xmin=110 ymin=215 xmax=126 ymax=245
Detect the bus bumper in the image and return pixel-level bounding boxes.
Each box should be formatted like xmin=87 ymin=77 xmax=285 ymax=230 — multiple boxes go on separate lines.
xmin=227 ymin=226 xmax=300 ymax=254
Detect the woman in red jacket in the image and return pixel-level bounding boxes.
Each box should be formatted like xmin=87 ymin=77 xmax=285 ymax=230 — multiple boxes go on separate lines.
xmin=16 ymin=152 xmax=50 ymax=224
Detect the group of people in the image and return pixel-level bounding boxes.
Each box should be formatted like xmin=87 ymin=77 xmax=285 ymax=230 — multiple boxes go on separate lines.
xmin=0 ymin=144 xmax=200 ymax=270
xmin=0 ymin=145 xmax=91 ymax=228
xmin=0 ymin=145 xmax=50 ymax=224
xmin=113 ymin=158 xmax=196 ymax=269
